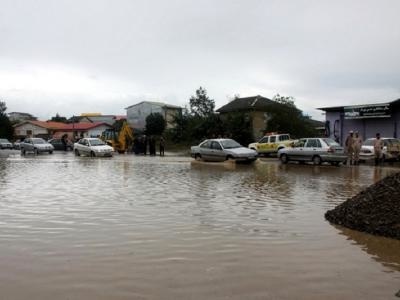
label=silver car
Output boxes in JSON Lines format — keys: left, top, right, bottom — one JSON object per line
{"left": 360, "top": 138, "right": 400, "bottom": 161}
{"left": 74, "top": 138, "right": 114, "bottom": 157}
{"left": 191, "top": 139, "right": 258, "bottom": 163}
{"left": 0, "top": 138, "right": 13, "bottom": 149}
{"left": 20, "top": 138, "right": 54, "bottom": 155}
{"left": 278, "top": 138, "right": 347, "bottom": 165}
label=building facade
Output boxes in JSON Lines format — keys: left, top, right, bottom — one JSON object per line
{"left": 216, "top": 95, "right": 275, "bottom": 139}
{"left": 13, "top": 121, "right": 112, "bottom": 140}
{"left": 125, "top": 101, "right": 182, "bottom": 130}
{"left": 319, "top": 99, "right": 400, "bottom": 145}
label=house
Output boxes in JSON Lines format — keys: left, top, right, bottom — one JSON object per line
{"left": 53, "top": 122, "right": 113, "bottom": 140}
{"left": 216, "top": 95, "right": 277, "bottom": 139}
{"left": 13, "top": 120, "right": 112, "bottom": 140}
{"left": 318, "top": 98, "right": 400, "bottom": 145}
{"left": 13, "top": 121, "right": 67, "bottom": 139}
{"left": 125, "top": 101, "right": 182, "bottom": 130}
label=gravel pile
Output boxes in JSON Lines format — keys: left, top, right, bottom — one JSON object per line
{"left": 325, "top": 172, "right": 400, "bottom": 240}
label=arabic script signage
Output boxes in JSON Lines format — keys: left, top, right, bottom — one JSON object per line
{"left": 344, "top": 104, "right": 391, "bottom": 119}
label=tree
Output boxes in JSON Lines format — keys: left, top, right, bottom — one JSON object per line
{"left": 221, "top": 112, "right": 253, "bottom": 146}
{"left": 265, "top": 94, "right": 318, "bottom": 138}
{"left": 0, "top": 101, "right": 14, "bottom": 139}
{"left": 145, "top": 113, "right": 166, "bottom": 136}
{"left": 49, "top": 113, "right": 67, "bottom": 123}
{"left": 189, "top": 87, "right": 215, "bottom": 117}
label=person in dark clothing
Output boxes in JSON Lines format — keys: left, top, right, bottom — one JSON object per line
{"left": 61, "top": 134, "right": 68, "bottom": 151}
{"left": 143, "top": 135, "right": 147, "bottom": 155}
{"left": 149, "top": 136, "right": 156, "bottom": 156}
{"left": 159, "top": 136, "right": 165, "bottom": 156}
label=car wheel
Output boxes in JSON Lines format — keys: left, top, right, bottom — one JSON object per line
{"left": 195, "top": 153, "right": 202, "bottom": 161}
{"left": 49, "top": 150, "right": 53, "bottom": 154}
{"left": 34, "top": 148, "right": 39, "bottom": 155}
{"left": 21, "top": 149, "right": 25, "bottom": 155}
{"left": 280, "top": 154, "right": 289, "bottom": 164}
{"left": 90, "top": 151, "right": 96, "bottom": 157}
{"left": 226, "top": 155, "right": 235, "bottom": 161}
{"left": 74, "top": 149, "right": 80, "bottom": 156}
{"left": 312, "top": 155, "right": 322, "bottom": 165}
{"left": 331, "top": 161, "right": 340, "bottom": 166}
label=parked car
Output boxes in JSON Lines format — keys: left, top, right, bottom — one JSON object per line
{"left": 74, "top": 138, "right": 114, "bottom": 157}
{"left": 248, "top": 133, "right": 297, "bottom": 156}
{"left": 191, "top": 138, "right": 258, "bottom": 163}
{"left": 360, "top": 138, "right": 400, "bottom": 161}
{"left": 0, "top": 138, "right": 13, "bottom": 149}
{"left": 48, "top": 138, "right": 73, "bottom": 151}
{"left": 20, "top": 138, "right": 54, "bottom": 155}
{"left": 278, "top": 138, "right": 347, "bottom": 165}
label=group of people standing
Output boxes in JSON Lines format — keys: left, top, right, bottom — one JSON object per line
{"left": 132, "top": 135, "right": 165, "bottom": 156}
{"left": 345, "top": 131, "right": 383, "bottom": 166}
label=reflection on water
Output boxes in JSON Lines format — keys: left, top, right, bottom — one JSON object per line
{"left": 336, "top": 225, "right": 400, "bottom": 272}
{"left": 0, "top": 153, "right": 399, "bottom": 300}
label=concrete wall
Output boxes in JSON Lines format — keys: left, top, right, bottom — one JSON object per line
{"left": 14, "top": 123, "right": 48, "bottom": 137}
{"left": 251, "top": 111, "right": 267, "bottom": 140}
{"left": 126, "top": 102, "right": 163, "bottom": 129}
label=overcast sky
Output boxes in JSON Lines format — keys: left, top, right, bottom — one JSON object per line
{"left": 1, "top": 0, "right": 400, "bottom": 120}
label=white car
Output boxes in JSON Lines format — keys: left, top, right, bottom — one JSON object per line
{"left": 74, "top": 138, "right": 114, "bottom": 157}
{"left": 191, "top": 138, "right": 258, "bottom": 163}
{"left": 20, "top": 138, "right": 54, "bottom": 155}
{"left": 278, "top": 137, "right": 347, "bottom": 165}
{"left": 360, "top": 138, "right": 400, "bottom": 161}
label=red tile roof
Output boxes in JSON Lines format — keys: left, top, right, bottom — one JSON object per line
{"left": 15, "top": 120, "right": 112, "bottom": 131}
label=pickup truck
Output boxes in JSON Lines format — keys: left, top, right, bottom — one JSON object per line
{"left": 248, "top": 133, "right": 297, "bottom": 156}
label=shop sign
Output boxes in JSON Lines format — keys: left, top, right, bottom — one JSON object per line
{"left": 344, "top": 104, "right": 391, "bottom": 119}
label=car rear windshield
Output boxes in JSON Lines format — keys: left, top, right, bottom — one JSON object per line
{"left": 0, "top": 139, "right": 9, "bottom": 143}
{"left": 221, "top": 139, "right": 241, "bottom": 149}
{"left": 322, "top": 138, "right": 340, "bottom": 146}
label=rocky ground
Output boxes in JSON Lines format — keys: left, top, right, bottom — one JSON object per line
{"left": 325, "top": 172, "right": 400, "bottom": 240}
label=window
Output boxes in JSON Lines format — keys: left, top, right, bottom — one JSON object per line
{"left": 211, "top": 141, "right": 222, "bottom": 150}
{"left": 259, "top": 137, "right": 269, "bottom": 143}
{"left": 270, "top": 136, "right": 276, "bottom": 143}
{"left": 305, "top": 139, "right": 320, "bottom": 148}
{"left": 200, "top": 141, "right": 211, "bottom": 148}
{"left": 279, "top": 135, "right": 290, "bottom": 141}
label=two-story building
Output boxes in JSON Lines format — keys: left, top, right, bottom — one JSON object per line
{"left": 216, "top": 95, "right": 276, "bottom": 139}
{"left": 125, "top": 101, "right": 182, "bottom": 130}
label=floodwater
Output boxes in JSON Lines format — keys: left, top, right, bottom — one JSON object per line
{"left": 0, "top": 152, "right": 399, "bottom": 300}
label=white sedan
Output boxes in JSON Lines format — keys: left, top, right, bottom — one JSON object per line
{"left": 191, "top": 138, "right": 258, "bottom": 163}
{"left": 74, "top": 138, "right": 114, "bottom": 157}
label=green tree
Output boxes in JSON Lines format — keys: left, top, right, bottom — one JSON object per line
{"left": 145, "top": 113, "right": 166, "bottom": 136}
{"left": 221, "top": 112, "right": 253, "bottom": 146}
{"left": 49, "top": 113, "right": 67, "bottom": 123}
{"left": 189, "top": 87, "right": 215, "bottom": 117}
{"left": 266, "top": 94, "right": 318, "bottom": 138}
{"left": 0, "top": 101, "right": 14, "bottom": 139}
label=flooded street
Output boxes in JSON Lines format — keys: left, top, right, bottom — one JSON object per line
{"left": 0, "top": 152, "right": 399, "bottom": 300}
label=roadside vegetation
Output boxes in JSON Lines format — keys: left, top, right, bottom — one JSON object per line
{"left": 165, "top": 87, "right": 318, "bottom": 147}
{"left": 0, "top": 101, "right": 14, "bottom": 140}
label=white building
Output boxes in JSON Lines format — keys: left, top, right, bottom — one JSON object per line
{"left": 125, "top": 101, "right": 182, "bottom": 130}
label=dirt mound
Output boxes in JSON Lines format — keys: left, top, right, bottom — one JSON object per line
{"left": 325, "top": 172, "right": 400, "bottom": 240}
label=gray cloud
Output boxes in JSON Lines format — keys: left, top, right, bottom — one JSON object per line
{"left": 1, "top": 0, "right": 400, "bottom": 120}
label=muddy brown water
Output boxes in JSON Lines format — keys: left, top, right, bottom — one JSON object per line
{"left": 0, "top": 152, "right": 399, "bottom": 300}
